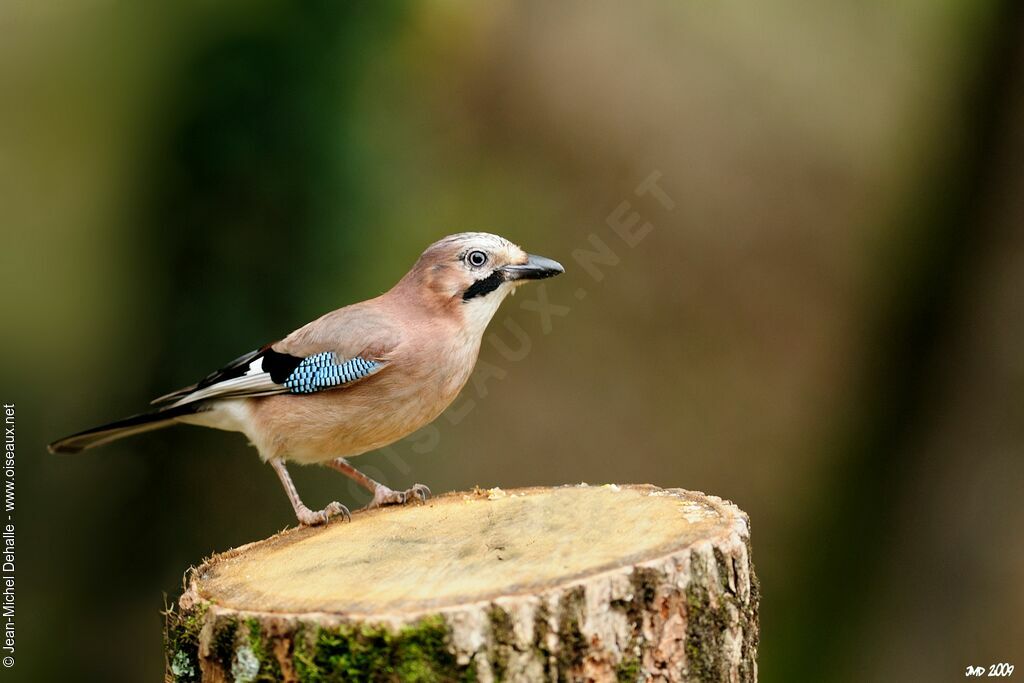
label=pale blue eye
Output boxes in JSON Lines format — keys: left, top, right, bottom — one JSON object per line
{"left": 467, "top": 250, "right": 488, "bottom": 267}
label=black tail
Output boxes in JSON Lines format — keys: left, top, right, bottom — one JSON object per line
{"left": 48, "top": 404, "right": 200, "bottom": 454}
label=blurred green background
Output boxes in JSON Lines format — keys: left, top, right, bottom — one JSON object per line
{"left": 2, "top": 1, "right": 1023, "bottom": 681}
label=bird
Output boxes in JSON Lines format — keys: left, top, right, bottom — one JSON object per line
{"left": 49, "top": 232, "right": 564, "bottom": 525}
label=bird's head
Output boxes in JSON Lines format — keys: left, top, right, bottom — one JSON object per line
{"left": 400, "top": 232, "right": 564, "bottom": 333}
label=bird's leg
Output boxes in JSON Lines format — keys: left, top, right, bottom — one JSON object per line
{"left": 326, "top": 457, "right": 431, "bottom": 510}
{"left": 270, "top": 458, "right": 350, "bottom": 526}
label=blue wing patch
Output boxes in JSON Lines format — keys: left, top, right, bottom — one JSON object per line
{"left": 283, "top": 353, "right": 380, "bottom": 394}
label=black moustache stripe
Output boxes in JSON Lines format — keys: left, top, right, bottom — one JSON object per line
{"left": 462, "top": 271, "right": 505, "bottom": 301}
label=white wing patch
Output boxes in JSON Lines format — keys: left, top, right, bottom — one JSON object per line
{"left": 169, "top": 371, "right": 283, "bottom": 407}
{"left": 167, "top": 352, "right": 382, "bottom": 407}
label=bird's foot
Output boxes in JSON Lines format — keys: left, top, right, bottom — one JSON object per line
{"left": 365, "top": 483, "right": 431, "bottom": 510}
{"left": 295, "top": 501, "right": 351, "bottom": 526}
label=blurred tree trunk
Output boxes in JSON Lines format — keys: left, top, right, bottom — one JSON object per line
{"left": 770, "top": 3, "right": 1024, "bottom": 680}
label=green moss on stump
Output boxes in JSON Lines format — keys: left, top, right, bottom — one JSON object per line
{"left": 165, "top": 602, "right": 208, "bottom": 683}
{"left": 615, "top": 655, "right": 642, "bottom": 683}
{"left": 243, "top": 618, "right": 284, "bottom": 682}
{"left": 210, "top": 617, "right": 239, "bottom": 674}
{"left": 167, "top": 609, "right": 477, "bottom": 682}
{"left": 684, "top": 550, "right": 759, "bottom": 683}
{"left": 487, "top": 606, "right": 514, "bottom": 681}
{"left": 292, "top": 615, "right": 475, "bottom": 683}
{"left": 556, "top": 586, "right": 587, "bottom": 677}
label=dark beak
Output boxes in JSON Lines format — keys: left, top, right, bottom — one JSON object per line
{"left": 502, "top": 253, "right": 565, "bottom": 281}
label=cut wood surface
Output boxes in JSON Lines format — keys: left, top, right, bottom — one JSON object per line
{"left": 166, "top": 485, "right": 759, "bottom": 682}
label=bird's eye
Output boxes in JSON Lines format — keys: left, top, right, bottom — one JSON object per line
{"left": 466, "top": 250, "right": 488, "bottom": 267}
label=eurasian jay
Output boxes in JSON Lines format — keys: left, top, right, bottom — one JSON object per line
{"left": 49, "top": 233, "right": 564, "bottom": 525}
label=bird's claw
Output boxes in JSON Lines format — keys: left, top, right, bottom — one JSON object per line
{"left": 365, "top": 483, "right": 431, "bottom": 510}
{"left": 296, "top": 501, "right": 351, "bottom": 526}
{"left": 406, "top": 483, "right": 431, "bottom": 503}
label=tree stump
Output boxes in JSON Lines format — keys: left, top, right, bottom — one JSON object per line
{"left": 165, "top": 485, "right": 758, "bottom": 682}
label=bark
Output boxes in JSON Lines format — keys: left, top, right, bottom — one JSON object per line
{"left": 165, "top": 485, "right": 758, "bottom": 682}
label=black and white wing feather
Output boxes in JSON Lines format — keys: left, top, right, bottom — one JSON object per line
{"left": 49, "top": 346, "right": 385, "bottom": 454}
{"left": 151, "top": 346, "right": 384, "bottom": 408}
